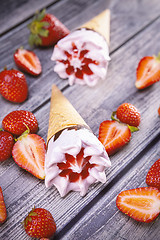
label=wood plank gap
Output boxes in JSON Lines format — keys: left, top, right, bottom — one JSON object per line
{"left": 110, "top": 14, "right": 160, "bottom": 55}
{"left": 54, "top": 132, "right": 160, "bottom": 239}
{"left": 0, "top": 0, "right": 63, "bottom": 37}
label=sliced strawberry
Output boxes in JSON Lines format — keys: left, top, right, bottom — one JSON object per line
{"left": 0, "top": 187, "right": 7, "bottom": 224}
{"left": 116, "top": 187, "right": 160, "bottom": 222}
{"left": 146, "top": 158, "right": 160, "bottom": 189}
{"left": 2, "top": 110, "right": 38, "bottom": 136}
{"left": 98, "top": 120, "right": 131, "bottom": 155}
{"left": 136, "top": 54, "right": 160, "bottom": 89}
{"left": 116, "top": 103, "right": 141, "bottom": 127}
{"left": 14, "top": 48, "right": 42, "bottom": 76}
{"left": 0, "top": 69, "right": 28, "bottom": 103}
{"left": 12, "top": 133, "right": 46, "bottom": 179}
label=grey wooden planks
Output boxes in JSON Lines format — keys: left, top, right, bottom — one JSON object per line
{"left": 0, "top": 0, "right": 160, "bottom": 239}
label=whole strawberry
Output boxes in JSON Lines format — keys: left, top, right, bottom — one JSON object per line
{"left": 146, "top": 158, "right": 160, "bottom": 189}
{"left": 0, "top": 69, "right": 28, "bottom": 103}
{"left": 2, "top": 110, "right": 38, "bottom": 136}
{"left": 0, "top": 130, "right": 14, "bottom": 162}
{"left": 28, "top": 9, "right": 70, "bottom": 47}
{"left": 24, "top": 207, "right": 56, "bottom": 238}
{"left": 116, "top": 103, "right": 141, "bottom": 127}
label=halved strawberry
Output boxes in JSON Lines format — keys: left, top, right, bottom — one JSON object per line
{"left": 116, "top": 103, "right": 141, "bottom": 127}
{"left": 12, "top": 132, "right": 46, "bottom": 179}
{"left": 0, "top": 187, "right": 7, "bottom": 224}
{"left": 146, "top": 158, "right": 160, "bottom": 189}
{"left": 14, "top": 48, "right": 42, "bottom": 76}
{"left": 136, "top": 54, "right": 160, "bottom": 89}
{"left": 98, "top": 120, "right": 131, "bottom": 156}
{"left": 2, "top": 110, "right": 38, "bottom": 136}
{"left": 116, "top": 187, "right": 160, "bottom": 223}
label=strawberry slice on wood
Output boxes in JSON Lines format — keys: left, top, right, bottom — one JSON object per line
{"left": 146, "top": 158, "right": 160, "bottom": 189}
{"left": 136, "top": 53, "right": 160, "bottom": 89}
{"left": 116, "top": 187, "right": 160, "bottom": 223}
{"left": 12, "top": 132, "right": 46, "bottom": 179}
{"left": 0, "top": 187, "right": 7, "bottom": 224}
{"left": 98, "top": 120, "right": 131, "bottom": 156}
{"left": 14, "top": 48, "right": 42, "bottom": 76}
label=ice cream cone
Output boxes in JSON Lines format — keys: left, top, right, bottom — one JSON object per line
{"left": 80, "top": 9, "right": 110, "bottom": 45}
{"left": 47, "top": 85, "right": 89, "bottom": 143}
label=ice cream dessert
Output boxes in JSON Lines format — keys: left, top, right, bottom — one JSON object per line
{"left": 45, "top": 85, "right": 111, "bottom": 197}
{"left": 51, "top": 10, "right": 110, "bottom": 87}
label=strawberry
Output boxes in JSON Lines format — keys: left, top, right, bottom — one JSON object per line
{"left": 14, "top": 48, "right": 42, "bottom": 76}
{"left": 12, "top": 132, "right": 46, "bottom": 179}
{"left": 98, "top": 120, "right": 131, "bottom": 156}
{"left": 116, "top": 187, "right": 160, "bottom": 222}
{"left": 158, "top": 106, "right": 160, "bottom": 116}
{"left": 24, "top": 207, "right": 56, "bottom": 238}
{"left": 0, "top": 187, "right": 7, "bottom": 224}
{"left": 116, "top": 103, "right": 141, "bottom": 127}
{"left": 0, "top": 69, "right": 28, "bottom": 103}
{"left": 136, "top": 53, "right": 160, "bottom": 89}
{"left": 28, "top": 9, "right": 70, "bottom": 47}
{"left": 2, "top": 110, "right": 38, "bottom": 136}
{"left": 0, "top": 130, "right": 14, "bottom": 162}
{"left": 146, "top": 158, "right": 160, "bottom": 189}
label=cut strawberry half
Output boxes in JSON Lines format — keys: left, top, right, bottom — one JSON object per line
{"left": 0, "top": 187, "right": 7, "bottom": 224}
{"left": 14, "top": 48, "right": 42, "bottom": 76}
{"left": 146, "top": 158, "right": 160, "bottom": 190}
{"left": 136, "top": 54, "right": 160, "bottom": 89}
{"left": 12, "top": 133, "right": 46, "bottom": 179}
{"left": 116, "top": 187, "right": 160, "bottom": 223}
{"left": 98, "top": 120, "right": 131, "bottom": 155}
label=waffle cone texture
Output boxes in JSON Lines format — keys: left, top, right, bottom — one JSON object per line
{"left": 47, "top": 85, "right": 89, "bottom": 143}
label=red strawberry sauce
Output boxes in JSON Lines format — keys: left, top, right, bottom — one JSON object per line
{"left": 57, "top": 148, "right": 96, "bottom": 182}
{"left": 59, "top": 42, "right": 99, "bottom": 79}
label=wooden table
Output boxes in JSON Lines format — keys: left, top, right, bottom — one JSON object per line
{"left": 0, "top": 0, "right": 160, "bottom": 239}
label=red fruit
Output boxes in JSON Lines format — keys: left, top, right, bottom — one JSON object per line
{"left": 116, "top": 187, "right": 160, "bottom": 223}
{"left": 116, "top": 103, "right": 141, "bottom": 127}
{"left": 0, "top": 130, "right": 14, "bottom": 162}
{"left": 2, "top": 110, "right": 38, "bottom": 136}
{"left": 12, "top": 133, "right": 46, "bottom": 179}
{"left": 146, "top": 158, "right": 160, "bottom": 189}
{"left": 14, "top": 48, "right": 42, "bottom": 76}
{"left": 0, "top": 69, "right": 28, "bottom": 103}
{"left": 28, "top": 9, "right": 70, "bottom": 47}
{"left": 0, "top": 187, "right": 7, "bottom": 224}
{"left": 136, "top": 54, "right": 160, "bottom": 89}
{"left": 158, "top": 106, "right": 160, "bottom": 116}
{"left": 24, "top": 207, "right": 56, "bottom": 238}
{"left": 98, "top": 120, "right": 131, "bottom": 156}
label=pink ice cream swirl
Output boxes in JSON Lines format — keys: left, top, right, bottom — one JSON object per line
{"left": 51, "top": 28, "right": 110, "bottom": 87}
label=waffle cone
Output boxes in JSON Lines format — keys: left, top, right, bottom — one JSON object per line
{"left": 81, "top": 9, "right": 110, "bottom": 45}
{"left": 47, "top": 85, "right": 89, "bottom": 143}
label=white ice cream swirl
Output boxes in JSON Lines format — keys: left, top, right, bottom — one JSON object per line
{"left": 51, "top": 28, "right": 110, "bottom": 87}
{"left": 45, "top": 127, "right": 111, "bottom": 197}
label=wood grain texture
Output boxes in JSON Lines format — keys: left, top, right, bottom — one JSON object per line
{"left": 61, "top": 140, "right": 160, "bottom": 240}
{"left": 1, "top": 12, "right": 160, "bottom": 240}
{"left": 0, "top": 0, "right": 57, "bottom": 35}
{"left": 1, "top": 0, "right": 160, "bottom": 121}
{"left": 0, "top": 0, "right": 160, "bottom": 239}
